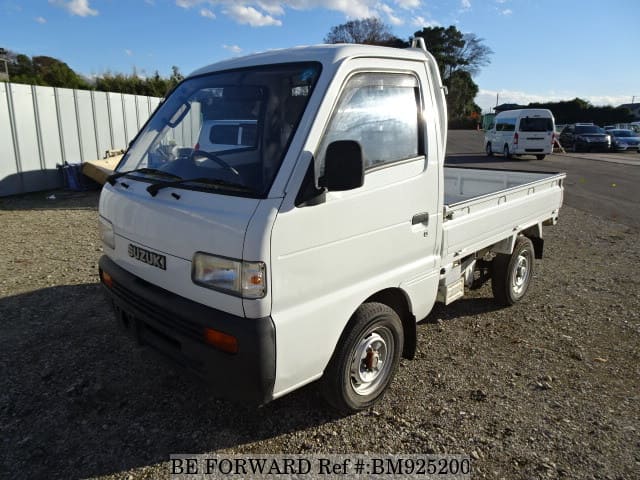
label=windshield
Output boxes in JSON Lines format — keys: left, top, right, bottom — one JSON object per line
{"left": 575, "top": 125, "right": 604, "bottom": 134}
{"left": 611, "top": 130, "right": 634, "bottom": 137}
{"left": 117, "top": 62, "right": 321, "bottom": 197}
{"left": 519, "top": 117, "right": 553, "bottom": 132}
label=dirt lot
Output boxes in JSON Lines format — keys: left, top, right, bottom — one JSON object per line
{"left": 1, "top": 189, "right": 639, "bottom": 480}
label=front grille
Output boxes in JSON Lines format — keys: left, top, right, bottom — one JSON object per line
{"left": 525, "top": 148, "right": 543, "bottom": 152}
{"left": 110, "top": 280, "right": 204, "bottom": 343}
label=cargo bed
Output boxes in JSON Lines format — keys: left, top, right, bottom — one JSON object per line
{"left": 442, "top": 166, "right": 566, "bottom": 263}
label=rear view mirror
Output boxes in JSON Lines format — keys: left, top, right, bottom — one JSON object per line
{"left": 167, "top": 102, "right": 191, "bottom": 128}
{"left": 320, "top": 140, "right": 364, "bottom": 192}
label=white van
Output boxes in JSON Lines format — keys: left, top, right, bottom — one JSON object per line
{"left": 196, "top": 119, "right": 258, "bottom": 153}
{"left": 485, "top": 109, "right": 555, "bottom": 160}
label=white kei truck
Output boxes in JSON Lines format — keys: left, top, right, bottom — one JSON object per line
{"left": 98, "top": 41, "right": 566, "bottom": 413}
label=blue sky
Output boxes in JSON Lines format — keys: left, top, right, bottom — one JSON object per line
{"left": 1, "top": 0, "right": 639, "bottom": 113}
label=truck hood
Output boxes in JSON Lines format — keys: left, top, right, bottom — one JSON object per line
{"left": 99, "top": 181, "right": 259, "bottom": 261}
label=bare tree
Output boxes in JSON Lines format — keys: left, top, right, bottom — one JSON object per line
{"left": 456, "top": 33, "right": 493, "bottom": 76}
{"left": 412, "top": 26, "right": 492, "bottom": 79}
{"left": 324, "top": 18, "right": 406, "bottom": 47}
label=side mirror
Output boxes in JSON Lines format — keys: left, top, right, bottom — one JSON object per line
{"left": 320, "top": 140, "right": 364, "bottom": 192}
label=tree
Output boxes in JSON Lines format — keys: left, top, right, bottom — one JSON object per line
{"left": 32, "top": 56, "right": 88, "bottom": 89}
{"left": 412, "top": 26, "right": 465, "bottom": 79}
{"left": 412, "top": 26, "right": 492, "bottom": 80}
{"left": 446, "top": 70, "right": 479, "bottom": 120}
{"left": 527, "top": 98, "right": 634, "bottom": 125}
{"left": 411, "top": 26, "right": 491, "bottom": 125}
{"left": 1, "top": 46, "right": 181, "bottom": 97}
{"left": 168, "top": 65, "right": 184, "bottom": 90}
{"left": 456, "top": 33, "right": 493, "bottom": 76}
{"left": 325, "top": 18, "right": 407, "bottom": 47}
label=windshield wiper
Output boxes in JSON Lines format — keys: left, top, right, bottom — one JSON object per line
{"left": 106, "top": 168, "right": 182, "bottom": 186}
{"left": 146, "top": 177, "right": 252, "bottom": 197}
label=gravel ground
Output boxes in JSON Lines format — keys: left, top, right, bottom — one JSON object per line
{"left": 1, "top": 189, "right": 639, "bottom": 480}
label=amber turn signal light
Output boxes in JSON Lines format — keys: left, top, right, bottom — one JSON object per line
{"left": 204, "top": 328, "right": 238, "bottom": 354}
{"left": 100, "top": 270, "right": 114, "bottom": 289}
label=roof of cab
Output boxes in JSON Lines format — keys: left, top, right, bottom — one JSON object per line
{"left": 188, "top": 44, "right": 429, "bottom": 78}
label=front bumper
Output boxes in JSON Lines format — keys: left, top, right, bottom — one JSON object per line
{"left": 612, "top": 143, "right": 639, "bottom": 151}
{"left": 576, "top": 140, "right": 610, "bottom": 151}
{"left": 98, "top": 255, "right": 276, "bottom": 405}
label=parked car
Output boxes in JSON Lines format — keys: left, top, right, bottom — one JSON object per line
{"left": 558, "top": 123, "right": 611, "bottom": 152}
{"left": 608, "top": 129, "right": 640, "bottom": 151}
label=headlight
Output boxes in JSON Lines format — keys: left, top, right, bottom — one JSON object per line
{"left": 192, "top": 252, "right": 266, "bottom": 299}
{"left": 99, "top": 216, "right": 115, "bottom": 249}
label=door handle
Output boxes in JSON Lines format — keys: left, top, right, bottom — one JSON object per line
{"left": 412, "top": 212, "right": 429, "bottom": 225}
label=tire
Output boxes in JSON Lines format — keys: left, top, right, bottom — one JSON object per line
{"left": 491, "top": 236, "right": 535, "bottom": 306}
{"left": 486, "top": 142, "right": 494, "bottom": 157}
{"left": 321, "top": 302, "right": 403, "bottom": 413}
{"left": 536, "top": 154, "right": 546, "bottom": 160}
{"left": 503, "top": 144, "right": 511, "bottom": 159}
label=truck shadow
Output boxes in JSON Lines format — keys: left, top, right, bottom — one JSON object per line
{"left": 421, "top": 295, "right": 504, "bottom": 324}
{"left": 0, "top": 283, "right": 339, "bottom": 479}
{"left": 0, "top": 188, "right": 100, "bottom": 212}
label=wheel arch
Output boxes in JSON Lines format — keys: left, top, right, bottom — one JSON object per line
{"left": 364, "top": 288, "right": 416, "bottom": 360}
{"left": 520, "top": 223, "right": 544, "bottom": 259}
{"left": 491, "top": 224, "right": 544, "bottom": 259}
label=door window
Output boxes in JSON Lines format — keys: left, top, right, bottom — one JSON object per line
{"left": 317, "top": 73, "right": 421, "bottom": 173}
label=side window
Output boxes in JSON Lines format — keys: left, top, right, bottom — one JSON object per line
{"left": 496, "top": 118, "right": 516, "bottom": 132}
{"left": 317, "top": 72, "right": 421, "bottom": 172}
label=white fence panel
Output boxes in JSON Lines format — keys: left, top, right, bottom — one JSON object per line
{"left": 34, "top": 86, "right": 63, "bottom": 170}
{"left": 108, "top": 92, "right": 126, "bottom": 150}
{"left": 122, "top": 94, "right": 138, "bottom": 144}
{"left": 11, "top": 84, "right": 43, "bottom": 193}
{"left": 76, "top": 89, "right": 99, "bottom": 162}
{"left": 57, "top": 88, "right": 82, "bottom": 166}
{"left": 0, "top": 82, "right": 19, "bottom": 195}
{"left": 92, "top": 91, "right": 112, "bottom": 155}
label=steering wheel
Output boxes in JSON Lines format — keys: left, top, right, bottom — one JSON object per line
{"left": 190, "top": 149, "right": 242, "bottom": 178}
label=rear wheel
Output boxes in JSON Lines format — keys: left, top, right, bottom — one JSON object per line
{"left": 321, "top": 302, "right": 403, "bottom": 413}
{"left": 486, "top": 142, "right": 494, "bottom": 157}
{"left": 503, "top": 144, "right": 511, "bottom": 159}
{"left": 491, "top": 236, "right": 535, "bottom": 306}
{"left": 536, "top": 154, "right": 546, "bottom": 160}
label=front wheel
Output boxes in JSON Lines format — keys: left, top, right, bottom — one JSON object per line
{"left": 486, "top": 142, "right": 494, "bottom": 157}
{"left": 491, "top": 236, "right": 535, "bottom": 306}
{"left": 321, "top": 303, "right": 403, "bottom": 413}
{"left": 536, "top": 154, "right": 546, "bottom": 160}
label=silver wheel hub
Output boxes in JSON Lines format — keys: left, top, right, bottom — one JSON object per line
{"left": 512, "top": 254, "right": 529, "bottom": 295}
{"left": 350, "top": 329, "right": 393, "bottom": 396}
